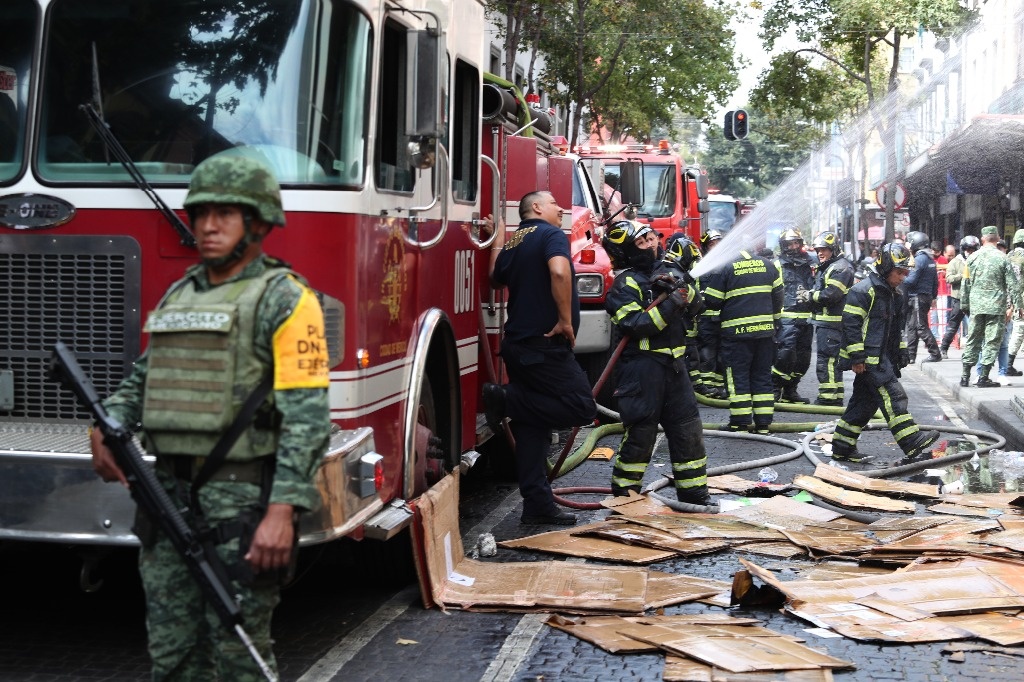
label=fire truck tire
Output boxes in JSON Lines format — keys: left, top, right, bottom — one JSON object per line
{"left": 413, "top": 375, "right": 440, "bottom": 496}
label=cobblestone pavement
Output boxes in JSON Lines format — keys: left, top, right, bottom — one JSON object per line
{"left": 2, "top": 363, "right": 1022, "bottom": 681}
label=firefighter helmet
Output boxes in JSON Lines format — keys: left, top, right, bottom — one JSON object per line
{"left": 184, "top": 154, "right": 286, "bottom": 227}
{"left": 811, "top": 231, "right": 842, "bottom": 258}
{"left": 603, "top": 220, "right": 654, "bottom": 270}
{"left": 663, "top": 233, "right": 701, "bottom": 272}
{"left": 778, "top": 228, "right": 804, "bottom": 255}
{"left": 959, "top": 235, "right": 981, "bottom": 253}
{"left": 905, "top": 230, "right": 929, "bottom": 254}
{"left": 1013, "top": 228, "right": 1024, "bottom": 247}
{"left": 875, "top": 242, "right": 916, "bottom": 277}
{"left": 701, "top": 229, "right": 724, "bottom": 252}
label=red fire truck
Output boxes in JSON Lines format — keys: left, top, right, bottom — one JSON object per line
{"left": 0, "top": 0, "right": 606, "bottom": 558}
{"left": 571, "top": 141, "right": 708, "bottom": 384}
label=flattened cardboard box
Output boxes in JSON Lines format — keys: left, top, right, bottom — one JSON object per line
{"left": 416, "top": 472, "right": 649, "bottom": 613}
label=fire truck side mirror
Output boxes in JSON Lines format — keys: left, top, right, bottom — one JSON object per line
{"left": 406, "top": 29, "right": 442, "bottom": 139}
{"left": 618, "top": 161, "right": 642, "bottom": 206}
{"left": 697, "top": 199, "right": 709, "bottom": 214}
{"left": 693, "top": 171, "right": 710, "bottom": 200}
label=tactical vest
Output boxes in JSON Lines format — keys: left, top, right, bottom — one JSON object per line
{"left": 141, "top": 267, "right": 291, "bottom": 460}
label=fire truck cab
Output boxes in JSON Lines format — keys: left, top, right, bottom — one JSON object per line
{"left": 571, "top": 141, "right": 708, "bottom": 387}
{"left": 0, "top": 0, "right": 601, "bottom": 559}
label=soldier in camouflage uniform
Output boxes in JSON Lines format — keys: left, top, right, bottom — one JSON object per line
{"left": 960, "top": 226, "right": 1021, "bottom": 387}
{"left": 1005, "top": 229, "right": 1024, "bottom": 374}
{"left": 90, "top": 154, "right": 330, "bottom": 681}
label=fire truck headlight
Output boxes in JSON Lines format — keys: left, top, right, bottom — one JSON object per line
{"left": 575, "top": 274, "right": 604, "bottom": 298}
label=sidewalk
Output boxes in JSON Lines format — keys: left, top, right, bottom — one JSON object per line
{"left": 915, "top": 346, "right": 1024, "bottom": 451}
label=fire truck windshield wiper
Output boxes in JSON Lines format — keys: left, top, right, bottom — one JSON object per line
{"left": 79, "top": 102, "right": 197, "bottom": 249}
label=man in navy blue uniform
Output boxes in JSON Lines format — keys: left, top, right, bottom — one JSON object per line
{"left": 903, "top": 231, "right": 942, "bottom": 363}
{"left": 483, "top": 191, "right": 597, "bottom": 525}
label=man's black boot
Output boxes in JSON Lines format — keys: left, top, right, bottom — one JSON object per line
{"left": 960, "top": 365, "right": 972, "bottom": 387}
{"left": 1007, "top": 354, "right": 1022, "bottom": 376}
{"left": 940, "top": 346, "right": 948, "bottom": 359}
{"left": 780, "top": 383, "right": 807, "bottom": 404}
{"left": 976, "top": 365, "right": 1000, "bottom": 388}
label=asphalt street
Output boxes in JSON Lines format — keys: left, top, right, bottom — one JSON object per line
{"left": 2, "top": 351, "right": 1023, "bottom": 681}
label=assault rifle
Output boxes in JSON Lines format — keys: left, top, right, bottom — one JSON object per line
{"left": 48, "top": 342, "right": 276, "bottom": 682}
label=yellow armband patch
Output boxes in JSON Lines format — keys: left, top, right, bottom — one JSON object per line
{"left": 273, "top": 286, "right": 330, "bottom": 389}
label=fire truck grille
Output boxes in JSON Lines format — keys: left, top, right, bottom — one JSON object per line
{"left": 0, "top": 235, "right": 141, "bottom": 422}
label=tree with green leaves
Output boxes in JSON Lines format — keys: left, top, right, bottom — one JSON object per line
{"left": 754, "top": 0, "right": 975, "bottom": 239}
{"left": 526, "top": 0, "right": 738, "bottom": 148}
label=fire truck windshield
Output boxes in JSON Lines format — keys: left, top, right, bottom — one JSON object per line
{"left": 0, "top": 0, "right": 34, "bottom": 183}
{"left": 36, "top": 0, "right": 370, "bottom": 186}
{"left": 708, "top": 197, "right": 738, "bottom": 232}
{"left": 604, "top": 162, "right": 675, "bottom": 218}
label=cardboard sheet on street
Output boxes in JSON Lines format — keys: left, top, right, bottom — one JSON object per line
{"left": 928, "top": 502, "right": 1006, "bottom": 518}
{"left": 417, "top": 473, "right": 651, "bottom": 613}
{"left": 811, "top": 464, "right": 939, "bottom": 499}
{"left": 793, "top": 475, "right": 917, "bottom": 513}
{"left": 865, "top": 518, "right": 1002, "bottom": 556}
{"left": 721, "top": 493, "right": 843, "bottom": 525}
{"left": 630, "top": 623, "right": 854, "bottom": 673}
{"left": 980, "top": 529, "right": 1024, "bottom": 553}
{"left": 645, "top": 570, "right": 733, "bottom": 609}
{"left": 777, "top": 527, "right": 880, "bottom": 557}
{"left": 545, "top": 614, "right": 760, "bottom": 654}
{"left": 707, "top": 474, "right": 793, "bottom": 496}
{"left": 499, "top": 522, "right": 678, "bottom": 564}
{"left": 628, "top": 514, "right": 786, "bottom": 543}
{"left": 739, "top": 557, "right": 1024, "bottom": 616}
{"left": 578, "top": 519, "right": 730, "bottom": 556}
{"left": 600, "top": 490, "right": 676, "bottom": 516}
{"left": 663, "top": 656, "right": 836, "bottom": 682}
{"left": 734, "top": 541, "right": 807, "bottom": 559}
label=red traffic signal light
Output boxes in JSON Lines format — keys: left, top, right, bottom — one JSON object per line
{"left": 733, "top": 109, "right": 748, "bottom": 139}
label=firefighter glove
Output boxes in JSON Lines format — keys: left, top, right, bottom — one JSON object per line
{"left": 796, "top": 288, "right": 812, "bottom": 305}
{"left": 898, "top": 348, "right": 911, "bottom": 368}
{"left": 652, "top": 273, "right": 681, "bottom": 295}
{"left": 668, "top": 286, "right": 689, "bottom": 309}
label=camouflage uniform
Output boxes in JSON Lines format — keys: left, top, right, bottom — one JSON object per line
{"left": 961, "top": 237, "right": 1020, "bottom": 380}
{"left": 1006, "top": 230, "right": 1024, "bottom": 369}
{"left": 102, "top": 156, "right": 330, "bottom": 681}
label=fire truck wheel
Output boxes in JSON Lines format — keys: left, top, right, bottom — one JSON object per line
{"left": 413, "top": 375, "right": 448, "bottom": 495}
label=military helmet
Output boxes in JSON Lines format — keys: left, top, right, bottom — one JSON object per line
{"left": 603, "top": 220, "right": 654, "bottom": 269}
{"left": 1013, "top": 228, "right": 1024, "bottom": 247}
{"left": 905, "top": 230, "right": 929, "bottom": 254}
{"left": 663, "top": 233, "right": 701, "bottom": 272}
{"left": 700, "top": 229, "right": 724, "bottom": 252}
{"left": 959, "top": 235, "right": 981, "bottom": 253}
{"left": 184, "top": 155, "right": 286, "bottom": 227}
{"left": 875, "top": 242, "right": 916, "bottom": 277}
{"left": 778, "top": 228, "right": 803, "bottom": 254}
{"left": 811, "top": 231, "right": 842, "bottom": 257}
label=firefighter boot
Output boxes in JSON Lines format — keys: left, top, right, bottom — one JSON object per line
{"left": 1007, "top": 354, "right": 1023, "bottom": 377}
{"left": 960, "top": 365, "right": 972, "bottom": 388}
{"left": 940, "top": 345, "right": 949, "bottom": 359}
{"left": 976, "top": 365, "right": 1000, "bottom": 388}
{"left": 780, "top": 383, "right": 807, "bottom": 404}
{"left": 901, "top": 430, "right": 940, "bottom": 462}
{"left": 673, "top": 418, "right": 710, "bottom": 506}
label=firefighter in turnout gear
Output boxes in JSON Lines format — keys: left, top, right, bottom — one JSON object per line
{"left": 960, "top": 226, "right": 1021, "bottom": 387}
{"left": 833, "top": 243, "right": 939, "bottom": 463}
{"left": 695, "top": 230, "right": 726, "bottom": 399}
{"left": 604, "top": 221, "right": 710, "bottom": 505}
{"left": 89, "top": 154, "right": 331, "bottom": 680}
{"left": 903, "top": 231, "right": 943, "bottom": 363}
{"left": 803, "top": 231, "right": 855, "bottom": 406}
{"left": 701, "top": 246, "right": 784, "bottom": 433}
{"left": 770, "top": 229, "right": 815, "bottom": 403}
{"left": 664, "top": 233, "right": 705, "bottom": 392}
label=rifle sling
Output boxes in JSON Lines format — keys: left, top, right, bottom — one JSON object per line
{"left": 190, "top": 376, "right": 274, "bottom": 509}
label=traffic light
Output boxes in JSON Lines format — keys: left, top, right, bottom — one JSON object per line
{"left": 733, "top": 109, "right": 748, "bottom": 139}
{"left": 724, "top": 111, "right": 736, "bottom": 141}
